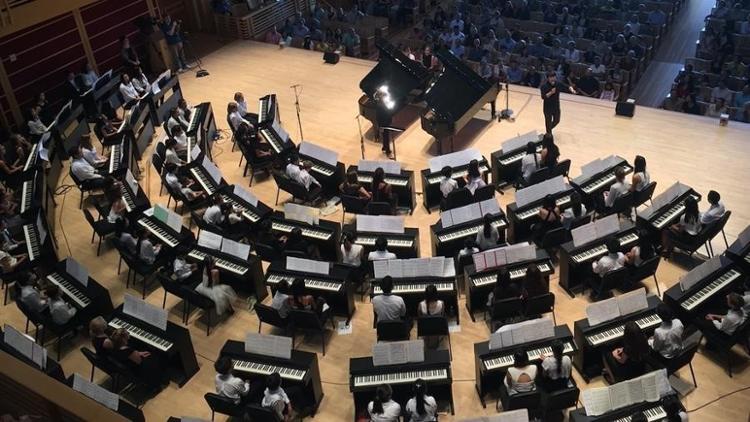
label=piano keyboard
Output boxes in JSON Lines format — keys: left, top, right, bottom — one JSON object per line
{"left": 357, "top": 174, "right": 409, "bottom": 187}
{"left": 614, "top": 405, "right": 666, "bottom": 422}
{"left": 373, "top": 282, "right": 454, "bottom": 295}
{"left": 24, "top": 144, "right": 38, "bottom": 171}
{"left": 259, "top": 98, "right": 273, "bottom": 123}
{"left": 120, "top": 185, "right": 135, "bottom": 212}
{"left": 232, "top": 359, "right": 307, "bottom": 381}
{"left": 271, "top": 221, "right": 332, "bottom": 240}
{"left": 137, "top": 218, "right": 179, "bottom": 247}
{"left": 483, "top": 341, "right": 574, "bottom": 371}
{"left": 745, "top": 254, "right": 750, "bottom": 264}
{"left": 108, "top": 317, "right": 173, "bottom": 352}
{"left": 23, "top": 224, "right": 40, "bottom": 261}
{"left": 571, "top": 232, "right": 639, "bottom": 264}
{"left": 353, "top": 368, "right": 448, "bottom": 387}
{"left": 516, "top": 195, "right": 572, "bottom": 220}
{"left": 46, "top": 273, "right": 90, "bottom": 308}
{"left": 190, "top": 167, "right": 216, "bottom": 195}
{"left": 437, "top": 220, "right": 506, "bottom": 243}
{"left": 220, "top": 195, "right": 260, "bottom": 222}
{"left": 680, "top": 269, "right": 742, "bottom": 311}
{"left": 267, "top": 273, "right": 342, "bottom": 292}
{"left": 498, "top": 146, "right": 542, "bottom": 166}
{"left": 188, "top": 249, "right": 248, "bottom": 275}
{"left": 259, "top": 128, "right": 284, "bottom": 153}
{"left": 310, "top": 164, "right": 334, "bottom": 177}
{"left": 426, "top": 164, "right": 490, "bottom": 185}
{"left": 20, "top": 180, "right": 33, "bottom": 213}
{"left": 472, "top": 263, "right": 551, "bottom": 287}
{"left": 652, "top": 195, "right": 700, "bottom": 229}
{"left": 586, "top": 313, "right": 661, "bottom": 346}
{"left": 581, "top": 167, "right": 630, "bottom": 194}
{"left": 109, "top": 143, "right": 122, "bottom": 173}
{"left": 356, "top": 236, "right": 413, "bottom": 248}
{"left": 187, "top": 109, "right": 200, "bottom": 133}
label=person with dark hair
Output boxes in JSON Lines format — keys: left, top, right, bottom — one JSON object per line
{"left": 214, "top": 356, "right": 251, "bottom": 404}
{"left": 340, "top": 171, "right": 371, "bottom": 200}
{"left": 281, "top": 227, "right": 315, "bottom": 257}
{"left": 520, "top": 141, "right": 541, "bottom": 183}
{"left": 650, "top": 304, "right": 684, "bottom": 359}
{"left": 164, "top": 162, "right": 206, "bottom": 202}
{"left": 195, "top": 256, "right": 237, "bottom": 316}
{"left": 172, "top": 253, "right": 198, "bottom": 283}
{"left": 604, "top": 321, "right": 649, "bottom": 382}
{"left": 368, "top": 236, "right": 396, "bottom": 261}
{"left": 603, "top": 166, "right": 629, "bottom": 208}
{"left": 561, "top": 191, "right": 587, "bottom": 229}
{"left": 459, "top": 238, "right": 479, "bottom": 257}
{"left": 700, "top": 190, "right": 725, "bottom": 225}
{"left": 534, "top": 194, "right": 562, "bottom": 241}
{"left": 625, "top": 229, "right": 655, "bottom": 267}
{"left": 629, "top": 155, "right": 650, "bottom": 192}
{"left": 110, "top": 327, "right": 165, "bottom": 389}
{"left": 540, "top": 71, "right": 576, "bottom": 134}
{"left": 340, "top": 231, "right": 364, "bottom": 267}
{"left": 228, "top": 102, "right": 253, "bottom": 132}
{"left": 79, "top": 134, "right": 108, "bottom": 168}
{"left": 439, "top": 166, "right": 458, "bottom": 198}
{"left": 662, "top": 196, "right": 700, "bottom": 257}
{"left": 464, "top": 159, "right": 486, "bottom": 194}
{"left": 540, "top": 133, "right": 560, "bottom": 169}
{"left": 373, "top": 90, "right": 394, "bottom": 159}
{"left": 592, "top": 238, "right": 625, "bottom": 276}
{"left": 367, "top": 384, "right": 400, "bottom": 421}
{"left": 289, "top": 277, "right": 318, "bottom": 313}
{"left": 45, "top": 285, "right": 77, "bottom": 325}
{"left": 405, "top": 379, "right": 437, "bottom": 421}
{"left": 631, "top": 411, "right": 647, "bottom": 422}
{"left": 372, "top": 276, "right": 406, "bottom": 323}
{"left": 119, "top": 73, "right": 142, "bottom": 105}
{"left": 18, "top": 272, "right": 47, "bottom": 312}
{"left": 706, "top": 293, "right": 746, "bottom": 335}
{"left": 540, "top": 340, "right": 572, "bottom": 390}
{"left": 476, "top": 213, "right": 500, "bottom": 250}
{"left": 487, "top": 269, "right": 523, "bottom": 305}
{"left": 120, "top": 36, "right": 140, "bottom": 67}
{"left": 523, "top": 263, "right": 548, "bottom": 297}
{"left": 137, "top": 229, "right": 162, "bottom": 265}
{"left": 262, "top": 372, "right": 292, "bottom": 421}
{"left": 114, "top": 219, "right": 138, "bottom": 254}
{"left": 70, "top": 145, "right": 107, "bottom": 188}
{"left": 505, "top": 350, "right": 537, "bottom": 393}
{"left": 271, "top": 279, "right": 292, "bottom": 318}
{"left": 418, "top": 284, "right": 444, "bottom": 316}
{"left": 663, "top": 395, "right": 689, "bottom": 421}
{"left": 370, "top": 167, "right": 393, "bottom": 205}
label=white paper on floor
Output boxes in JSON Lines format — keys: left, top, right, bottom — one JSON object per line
{"left": 448, "top": 321, "right": 461, "bottom": 333}
{"left": 336, "top": 320, "right": 353, "bottom": 335}
{"left": 669, "top": 374, "right": 695, "bottom": 396}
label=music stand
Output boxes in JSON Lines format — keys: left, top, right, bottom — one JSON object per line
{"left": 381, "top": 126, "right": 404, "bottom": 161}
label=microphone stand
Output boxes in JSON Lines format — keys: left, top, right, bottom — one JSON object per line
{"left": 499, "top": 81, "right": 514, "bottom": 122}
{"left": 356, "top": 115, "right": 365, "bottom": 159}
{"left": 290, "top": 84, "right": 304, "bottom": 140}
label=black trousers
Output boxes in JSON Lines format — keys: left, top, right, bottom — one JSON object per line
{"left": 380, "top": 127, "right": 391, "bottom": 153}
{"left": 544, "top": 107, "right": 561, "bottom": 134}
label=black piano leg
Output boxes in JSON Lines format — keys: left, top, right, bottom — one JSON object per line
{"left": 450, "top": 136, "right": 454, "bottom": 153}
{"left": 490, "top": 100, "right": 496, "bottom": 118}
{"left": 475, "top": 384, "right": 486, "bottom": 408}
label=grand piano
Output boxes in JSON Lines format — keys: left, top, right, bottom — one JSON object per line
{"left": 358, "top": 38, "right": 431, "bottom": 131}
{"left": 421, "top": 48, "right": 500, "bottom": 154}
{"left": 570, "top": 156, "right": 633, "bottom": 209}
{"left": 506, "top": 176, "right": 574, "bottom": 243}
{"left": 490, "top": 130, "right": 542, "bottom": 190}
{"left": 347, "top": 162, "right": 417, "bottom": 214}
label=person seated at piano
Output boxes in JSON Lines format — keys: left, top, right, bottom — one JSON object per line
{"left": 233, "top": 92, "right": 254, "bottom": 121}
{"left": 368, "top": 236, "right": 397, "bottom": 261}
{"left": 664, "top": 395, "right": 689, "bottom": 422}
{"left": 631, "top": 412, "right": 647, "bottom": 422}
{"left": 45, "top": 285, "right": 77, "bottom": 326}
{"left": 602, "top": 166, "right": 630, "bottom": 210}
{"left": 171, "top": 126, "right": 189, "bottom": 154}
{"left": 464, "top": 159, "right": 486, "bottom": 194}
{"left": 372, "top": 276, "right": 407, "bottom": 323}
{"left": 439, "top": 166, "right": 458, "bottom": 199}
{"left": 27, "top": 105, "right": 48, "bottom": 136}
{"left": 523, "top": 263, "right": 549, "bottom": 298}
{"left": 370, "top": 167, "right": 395, "bottom": 206}
{"left": 340, "top": 171, "right": 371, "bottom": 200}
{"left": 539, "top": 340, "right": 573, "bottom": 390}
{"left": 296, "top": 161, "right": 322, "bottom": 192}
{"left": 504, "top": 351, "right": 538, "bottom": 394}
{"left": 405, "top": 379, "right": 438, "bottom": 422}
{"left": 173, "top": 254, "right": 199, "bottom": 284}
{"left": 176, "top": 98, "right": 192, "bottom": 122}
{"left": 289, "top": 278, "right": 328, "bottom": 319}
{"left": 89, "top": 316, "right": 113, "bottom": 356}
{"left": 0, "top": 248, "right": 28, "bottom": 274}
{"left": 592, "top": 238, "right": 625, "bottom": 277}
{"left": 341, "top": 231, "right": 364, "bottom": 267}
{"left": 214, "top": 356, "right": 260, "bottom": 405}
{"left": 700, "top": 190, "right": 726, "bottom": 226}
{"left": 136, "top": 229, "right": 162, "bottom": 266}
{"left": 625, "top": 230, "right": 655, "bottom": 268}
{"left": 114, "top": 219, "right": 138, "bottom": 255}
{"left": 476, "top": 214, "right": 501, "bottom": 251}
{"left": 95, "top": 115, "right": 119, "bottom": 145}
{"left": 236, "top": 122, "right": 272, "bottom": 161}
{"left": 629, "top": 155, "right": 650, "bottom": 192}
{"left": 368, "top": 384, "right": 401, "bottom": 422}
{"left": 0, "top": 219, "right": 24, "bottom": 253}
{"left": 0, "top": 186, "right": 18, "bottom": 218}
{"left": 603, "top": 321, "right": 649, "bottom": 383}
{"left": 164, "top": 138, "right": 186, "bottom": 166}
{"left": 70, "top": 146, "right": 107, "bottom": 189}
{"left": 118, "top": 73, "right": 142, "bottom": 107}
{"left": 487, "top": 269, "right": 525, "bottom": 307}
{"left": 18, "top": 272, "right": 47, "bottom": 313}
{"left": 0, "top": 144, "right": 23, "bottom": 188}
{"left": 196, "top": 256, "right": 238, "bottom": 316}
{"left": 534, "top": 195, "right": 562, "bottom": 242}
{"left": 520, "top": 141, "right": 541, "bottom": 184}
{"left": 167, "top": 107, "right": 189, "bottom": 135}
{"left": 106, "top": 190, "right": 128, "bottom": 225}
{"left": 79, "top": 135, "right": 108, "bottom": 168}
{"left": 271, "top": 279, "right": 292, "bottom": 318}
{"left": 227, "top": 102, "right": 253, "bottom": 133}
{"left": 561, "top": 192, "right": 587, "bottom": 230}
{"left": 649, "top": 304, "right": 684, "bottom": 359}
{"left": 203, "top": 197, "right": 241, "bottom": 229}
{"left": 705, "top": 293, "right": 746, "bottom": 335}
{"left": 165, "top": 163, "right": 206, "bottom": 204}
{"left": 130, "top": 66, "right": 149, "bottom": 96}
{"left": 262, "top": 372, "right": 294, "bottom": 421}
{"left": 418, "top": 284, "right": 445, "bottom": 317}
{"left": 10, "top": 134, "right": 31, "bottom": 168}
{"left": 540, "top": 133, "right": 560, "bottom": 170}
{"left": 110, "top": 328, "right": 166, "bottom": 389}
{"left": 661, "top": 196, "right": 700, "bottom": 258}
{"left": 459, "top": 238, "right": 479, "bottom": 257}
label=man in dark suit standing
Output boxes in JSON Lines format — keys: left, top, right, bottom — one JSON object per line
{"left": 540, "top": 71, "right": 576, "bottom": 134}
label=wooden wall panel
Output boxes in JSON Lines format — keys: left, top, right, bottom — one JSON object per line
{"left": 82, "top": 0, "right": 150, "bottom": 75}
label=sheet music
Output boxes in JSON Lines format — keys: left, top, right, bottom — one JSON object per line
{"left": 373, "top": 260, "right": 389, "bottom": 278}
{"left": 73, "top": 373, "right": 119, "bottom": 411}
{"left": 300, "top": 141, "right": 339, "bottom": 167}
{"left": 413, "top": 258, "right": 431, "bottom": 277}
{"left": 494, "top": 249, "right": 507, "bottom": 266}
{"left": 609, "top": 381, "right": 633, "bottom": 410}
{"left": 428, "top": 148, "right": 483, "bottom": 173}
{"left": 579, "top": 158, "right": 603, "bottom": 179}
{"left": 3, "top": 324, "right": 33, "bottom": 364}
{"left": 272, "top": 118, "right": 290, "bottom": 141}
{"left": 571, "top": 221, "right": 598, "bottom": 247}
{"left": 429, "top": 257, "right": 444, "bottom": 277}
{"left": 37, "top": 136, "right": 49, "bottom": 161}
{"left": 125, "top": 169, "right": 138, "bottom": 195}
{"left": 221, "top": 238, "right": 250, "bottom": 260}
{"left": 356, "top": 215, "right": 404, "bottom": 234}
{"left": 402, "top": 259, "right": 417, "bottom": 278}
{"left": 479, "top": 199, "right": 500, "bottom": 216}
{"left": 245, "top": 332, "right": 293, "bottom": 359}
{"left": 123, "top": 294, "right": 168, "bottom": 331}
{"left": 514, "top": 176, "right": 567, "bottom": 208}
{"left": 582, "top": 387, "right": 612, "bottom": 416}
{"left": 594, "top": 214, "right": 621, "bottom": 239}
{"left": 518, "top": 317, "right": 555, "bottom": 344}
{"left": 473, "top": 253, "right": 487, "bottom": 272}
{"left": 616, "top": 288, "right": 648, "bottom": 316}
{"left": 201, "top": 156, "right": 222, "bottom": 185}
{"left": 233, "top": 185, "right": 258, "bottom": 207}
{"left": 485, "top": 251, "right": 497, "bottom": 269}
{"left": 36, "top": 213, "right": 47, "bottom": 245}
{"left": 286, "top": 257, "right": 329, "bottom": 275}
{"left": 451, "top": 203, "right": 480, "bottom": 226}
{"left": 586, "top": 297, "right": 621, "bottom": 326}
{"left": 372, "top": 340, "right": 424, "bottom": 366}
{"left": 679, "top": 255, "right": 723, "bottom": 292}
{"left": 165, "top": 207, "right": 183, "bottom": 233}
{"left": 505, "top": 243, "right": 536, "bottom": 264}
{"left": 65, "top": 258, "right": 89, "bottom": 287}
{"left": 489, "top": 330, "right": 505, "bottom": 350}
{"left": 501, "top": 130, "right": 538, "bottom": 153}
{"left": 358, "top": 159, "right": 401, "bottom": 174}
{"left": 440, "top": 210, "right": 453, "bottom": 228}
{"left": 197, "top": 230, "right": 223, "bottom": 250}
{"left": 442, "top": 258, "right": 455, "bottom": 277}
{"left": 153, "top": 204, "right": 169, "bottom": 223}
{"left": 190, "top": 144, "right": 201, "bottom": 160}
{"left": 495, "top": 409, "right": 529, "bottom": 422}
{"left": 284, "top": 203, "right": 318, "bottom": 225}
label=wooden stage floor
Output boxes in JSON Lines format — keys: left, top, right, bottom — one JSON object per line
{"left": 3, "top": 40, "right": 750, "bottom": 421}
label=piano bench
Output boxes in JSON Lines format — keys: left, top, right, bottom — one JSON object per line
{"left": 498, "top": 384, "right": 542, "bottom": 415}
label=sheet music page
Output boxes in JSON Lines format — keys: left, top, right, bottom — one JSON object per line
{"left": 151, "top": 81, "right": 161, "bottom": 95}
{"left": 489, "top": 331, "right": 505, "bottom": 350}
{"left": 272, "top": 118, "right": 290, "bottom": 141}
{"left": 608, "top": 380, "right": 634, "bottom": 410}
{"left": 356, "top": 215, "right": 405, "bottom": 234}
{"left": 245, "top": 332, "right": 293, "bottom": 359}
{"left": 165, "top": 208, "right": 183, "bottom": 233}
{"left": 467, "top": 203, "right": 483, "bottom": 221}
{"left": 233, "top": 185, "right": 259, "bottom": 207}
{"left": 143, "top": 207, "right": 154, "bottom": 217}
{"left": 582, "top": 387, "right": 612, "bottom": 416}
{"left": 201, "top": 156, "right": 223, "bottom": 185}
{"left": 413, "top": 258, "right": 431, "bottom": 277}
{"left": 500, "top": 326, "right": 515, "bottom": 347}
{"left": 496, "top": 409, "right": 530, "bottom": 422}
{"left": 473, "top": 253, "right": 487, "bottom": 272}
{"left": 428, "top": 148, "right": 482, "bottom": 173}
{"left": 513, "top": 184, "right": 534, "bottom": 208}
{"left": 402, "top": 259, "right": 417, "bottom": 278}
{"left": 571, "top": 221, "right": 598, "bottom": 247}
{"left": 525, "top": 318, "right": 555, "bottom": 343}
{"left": 197, "top": 230, "right": 223, "bottom": 250}
{"left": 594, "top": 214, "right": 621, "bottom": 239}
{"left": 125, "top": 169, "right": 139, "bottom": 195}
{"left": 372, "top": 342, "right": 394, "bottom": 366}
{"left": 300, "top": 141, "right": 339, "bottom": 167}
{"left": 494, "top": 249, "right": 508, "bottom": 266}
{"left": 580, "top": 158, "right": 603, "bottom": 178}
{"left": 73, "top": 373, "right": 119, "bottom": 411}
{"left": 429, "top": 257, "right": 444, "bottom": 277}
{"left": 505, "top": 243, "right": 536, "bottom": 264}
{"left": 616, "top": 288, "right": 648, "bottom": 316}
{"left": 389, "top": 342, "right": 409, "bottom": 364}
{"left": 586, "top": 298, "right": 621, "bottom": 326}
{"left": 442, "top": 258, "right": 455, "bottom": 277}
{"left": 679, "top": 255, "right": 722, "bottom": 292}
{"left": 654, "top": 368, "right": 672, "bottom": 398}
{"left": 31, "top": 341, "right": 46, "bottom": 370}
{"left": 3, "top": 324, "right": 33, "bottom": 362}
{"left": 123, "top": 293, "right": 168, "bottom": 331}
{"left": 284, "top": 203, "right": 318, "bottom": 225}
{"left": 36, "top": 213, "right": 47, "bottom": 245}
{"left": 407, "top": 339, "right": 425, "bottom": 362}
{"left": 373, "top": 260, "right": 389, "bottom": 278}
{"left": 502, "top": 130, "right": 538, "bottom": 152}
{"left": 153, "top": 204, "right": 169, "bottom": 223}
{"left": 65, "top": 258, "right": 89, "bottom": 287}
{"left": 641, "top": 372, "right": 660, "bottom": 402}
{"left": 440, "top": 210, "right": 454, "bottom": 228}
{"left": 190, "top": 144, "right": 201, "bottom": 160}
{"left": 358, "top": 160, "right": 402, "bottom": 174}
{"left": 480, "top": 199, "right": 501, "bottom": 216}
{"left": 450, "top": 204, "right": 474, "bottom": 226}
{"left": 221, "top": 238, "right": 250, "bottom": 260}
{"left": 626, "top": 378, "right": 645, "bottom": 405}
{"left": 389, "top": 260, "right": 404, "bottom": 278}
{"left": 286, "top": 257, "right": 329, "bottom": 275}
{"left": 37, "top": 136, "right": 49, "bottom": 161}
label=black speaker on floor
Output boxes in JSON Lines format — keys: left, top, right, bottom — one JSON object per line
{"left": 323, "top": 51, "right": 340, "bottom": 64}
{"left": 615, "top": 98, "right": 636, "bottom": 117}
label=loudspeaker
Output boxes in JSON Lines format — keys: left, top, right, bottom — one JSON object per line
{"left": 615, "top": 98, "right": 636, "bottom": 117}
{"left": 323, "top": 51, "right": 340, "bottom": 64}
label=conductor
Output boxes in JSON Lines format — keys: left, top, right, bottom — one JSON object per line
{"left": 540, "top": 72, "right": 576, "bottom": 134}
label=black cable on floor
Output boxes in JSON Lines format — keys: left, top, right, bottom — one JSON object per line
{"left": 687, "top": 384, "right": 750, "bottom": 413}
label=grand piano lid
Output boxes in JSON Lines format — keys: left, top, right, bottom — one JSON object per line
{"left": 359, "top": 38, "right": 430, "bottom": 98}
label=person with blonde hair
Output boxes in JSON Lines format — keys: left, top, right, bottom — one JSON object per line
{"left": 89, "top": 316, "right": 113, "bottom": 355}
